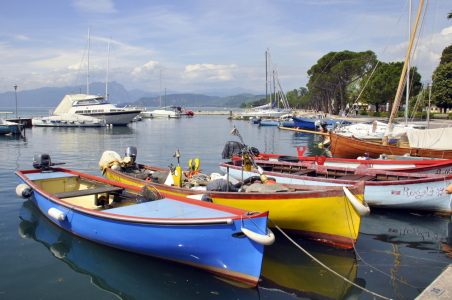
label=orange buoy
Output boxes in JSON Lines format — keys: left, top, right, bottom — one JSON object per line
{"left": 446, "top": 183, "right": 452, "bottom": 194}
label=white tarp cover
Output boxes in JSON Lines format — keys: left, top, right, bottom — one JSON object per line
{"left": 407, "top": 127, "right": 452, "bottom": 150}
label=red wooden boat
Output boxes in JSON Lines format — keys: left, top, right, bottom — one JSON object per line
{"left": 256, "top": 145, "right": 452, "bottom": 174}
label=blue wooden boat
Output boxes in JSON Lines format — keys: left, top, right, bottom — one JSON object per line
{"left": 259, "top": 120, "right": 279, "bottom": 126}
{"left": 292, "top": 116, "right": 351, "bottom": 129}
{"left": 15, "top": 154, "right": 274, "bottom": 287}
{"left": 18, "top": 200, "right": 262, "bottom": 297}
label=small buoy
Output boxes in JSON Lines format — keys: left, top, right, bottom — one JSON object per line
{"left": 16, "top": 184, "right": 32, "bottom": 199}
{"left": 186, "top": 194, "right": 212, "bottom": 202}
{"left": 446, "top": 183, "right": 452, "bottom": 194}
{"left": 318, "top": 142, "right": 324, "bottom": 149}
{"left": 48, "top": 208, "right": 66, "bottom": 221}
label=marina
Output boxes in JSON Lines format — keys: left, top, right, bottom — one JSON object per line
{"left": 1, "top": 107, "right": 452, "bottom": 299}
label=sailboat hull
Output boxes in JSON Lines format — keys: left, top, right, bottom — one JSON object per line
{"left": 328, "top": 131, "right": 452, "bottom": 159}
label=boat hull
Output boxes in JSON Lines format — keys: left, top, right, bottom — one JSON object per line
{"left": 15, "top": 168, "right": 269, "bottom": 286}
{"left": 292, "top": 117, "right": 350, "bottom": 129}
{"left": 149, "top": 110, "right": 181, "bottom": 118}
{"left": 84, "top": 110, "right": 141, "bottom": 125}
{"left": 328, "top": 131, "right": 452, "bottom": 160}
{"left": 219, "top": 161, "right": 452, "bottom": 214}
{"left": 32, "top": 116, "right": 106, "bottom": 127}
{"left": 259, "top": 151, "right": 452, "bottom": 174}
{"left": 105, "top": 165, "right": 365, "bottom": 249}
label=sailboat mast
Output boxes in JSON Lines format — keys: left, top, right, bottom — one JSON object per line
{"left": 383, "top": 0, "right": 424, "bottom": 144}
{"left": 405, "top": 0, "right": 412, "bottom": 123}
{"left": 87, "top": 26, "right": 90, "bottom": 95}
{"left": 159, "top": 70, "right": 162, "bottom": 109}
{"left": 265, "top": 50, "right": 268, "bottom": 106}
{"left": 106, "top": 37, "right": 111, "bottom": 101}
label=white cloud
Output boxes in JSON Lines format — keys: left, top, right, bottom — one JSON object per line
{"left": 131, "top": 61, "right": 160, "bottom": 76}
{"left": 72, "top": 0, "right": 117, "bottom": 14}
{"left": 15, "top": 35, "right": 30, "bottom": 41}
{"left": 182, "top": 64, "right": 238, "bottom": 82}
{"left": 441, "top": 26, "right": 452, "bottom": 36}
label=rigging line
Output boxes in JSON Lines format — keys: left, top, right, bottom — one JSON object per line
{"left": 268, "top": 219, "right": 393, "bottom": 300}
{"left": 355, "top": 0, "right": 410, "bottom": 105}
{"left": 73, "top": 38, "right": 89, "bottom": 92}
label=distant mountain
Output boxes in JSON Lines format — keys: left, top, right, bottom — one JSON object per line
{"left": 135, "top": 93, "right": 264, "bottom": 108}
{"left": 0, "top": 81, "right": 263, "bottom": 108}
{"left": 191, "top": 87, "right": 261, "bottom": 97}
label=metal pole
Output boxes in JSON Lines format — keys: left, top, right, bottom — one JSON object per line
{"left": 14, "top": 84, "right": 18, "bottom": 119}
{"left": 427, "top": 83, "right": 432, "bottom": 129}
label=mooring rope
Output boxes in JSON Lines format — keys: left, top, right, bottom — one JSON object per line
{"left": 269, "top": 218, "right": 393, "bottom": 300}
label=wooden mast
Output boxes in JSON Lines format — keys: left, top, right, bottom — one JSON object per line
{"left": 383, "top": 0, "right": 424, "bottom": 145}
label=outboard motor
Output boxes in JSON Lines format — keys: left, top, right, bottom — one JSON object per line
{"left": 32, "top": 154, "right": 65, "bottom": 171}
{"left": 320, "top": 122, "right": 328, "bottom": 133}
{"left": 125, "top": 146, "right": 138, "bottom": 164}
{"left": 33, "top": 154, "right": 52, "bottom": 170}
{"left": 314, "top": 120, "right": 321, "bottom": 130}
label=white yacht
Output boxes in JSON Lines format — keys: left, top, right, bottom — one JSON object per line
{"left": 52, "top": 94, "right": 141, "bottom": 125}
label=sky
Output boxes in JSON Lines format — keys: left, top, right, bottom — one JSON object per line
{"left": 0, "top": 0, "right": 451, "bottom": 96}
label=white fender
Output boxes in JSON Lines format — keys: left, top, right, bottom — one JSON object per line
{"left": 48, "top": 208, "right": 66, "bottom": 221}
{"left": 186, "top": 194, "right": 211, "bottom": 202}
{"left": 16, "top": 184, "right": 32, "bottom": 199}
{"left": 343, "top": 186, "right": 370, "bottom": 216}
{"left": 241, "top": 227, "right": 275, "bottom": 245}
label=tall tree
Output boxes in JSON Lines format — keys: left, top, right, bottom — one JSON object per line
{"left": 306, "top": 50, "right": 377, "bottom": 114}
{"left": 359, "top": 62, "right": 422, "bottom": 112}
{"left": 432, "top": 46, "right": 452, "bottom": 112}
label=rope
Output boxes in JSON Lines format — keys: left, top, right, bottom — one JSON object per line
{"left": 269, "top": 218, "right": 393, "bottom": 300}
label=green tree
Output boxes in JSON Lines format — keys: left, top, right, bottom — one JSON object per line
{"left": 432, "top": 63, "right": 452, "bottom": 113}
{"left": 359, "top": 62, "right": 421, "bottom": 112}
{"left": 306, "top": 50, "right": 377, "bottom": 114}
{"left": 286, "top": 87, "right": 309, "bottom": 109}
{"left": 440, "top": 45, "right": 452, "bottom": 65}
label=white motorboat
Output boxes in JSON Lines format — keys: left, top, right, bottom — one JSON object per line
{"left": 51, "top": 94, "right": 141, "bottom": 125}
{"left": 32, "top": 113, "right": 106, "bottom": 127}
{"left": 334, "top": 119, "right": 427, "bottom": 140}
{"left": 149, "top": 108, "right": 181, "bottom": 118}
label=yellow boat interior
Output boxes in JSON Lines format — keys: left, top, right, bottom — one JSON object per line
{"left": 27, "top": 171, "right": 160, "bottom": 211}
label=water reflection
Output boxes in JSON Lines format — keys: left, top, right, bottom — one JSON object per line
{"left": 360, "top": 208, "right": 452, "bottom": 254}
{"left": 105, "top": 126, "right": 135, "bottom": 135}
{"left": 260, "top": 234, "right": 364, "bottom": 299}
{"left": 18, "top": 200, "right": 259, "bottom": 300}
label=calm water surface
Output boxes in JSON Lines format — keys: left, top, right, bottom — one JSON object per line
{"left": 0, "top": 108, "right": 451, "bottom": 299}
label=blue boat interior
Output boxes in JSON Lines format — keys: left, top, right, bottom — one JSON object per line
{"left": 107, "top": 199, "right": 235, "bottom": 219}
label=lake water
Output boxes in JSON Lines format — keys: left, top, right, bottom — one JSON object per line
{"left": 1, "top": 108, "right": 451, "bottom": 299}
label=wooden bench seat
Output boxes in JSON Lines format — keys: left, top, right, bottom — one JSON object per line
{"left": 52, "top": 186, "right": 125, "bottom": 199}
{"left": 339, "top": 174, "right": 375, "bottom": 181}
{"left": 291, "top": 169, "right": 316, "bottom": 176}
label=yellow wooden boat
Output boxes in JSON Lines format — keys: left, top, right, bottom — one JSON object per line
{"left": 101, "top": 150, "right": 368, "bottom": 249}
